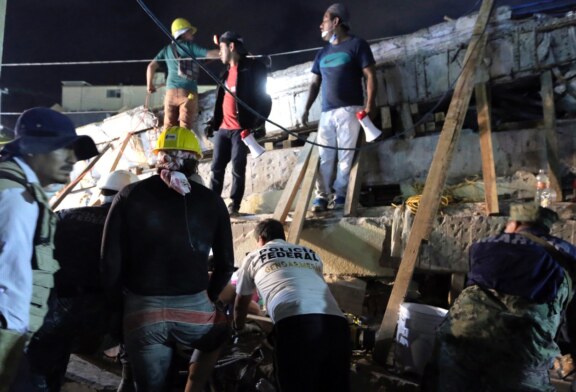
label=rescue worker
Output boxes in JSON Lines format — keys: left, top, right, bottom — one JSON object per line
{"left": 25, "top": 170, "right": 138, "bottom": 392}
{"left": 234, "top": 218, "right": 351, "bottom": 392}
{"left": 301, "top": 3, "right": 376, "bottom": 212}
{"left": 0, "top": 107, "right": 98, "bottom": 391}
{"left": 424, "top": 203, "right": 576, "bottom": 392}
{"left": 207, "top": 31, "right": 271, "bottom": 215}
{"left": 101, "top": 126, "right": 234, "bottom": 392}
{"left": 146, "top": 18, "right": 219, "bottom": 143}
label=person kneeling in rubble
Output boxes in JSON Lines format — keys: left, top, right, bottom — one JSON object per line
{"left": 234, "top": 218, "right": 351, "bottom": 392}
{"left": 101, "top": 126, "right": 234, "bottom": 392}
{"left": 25, "top": 170, "right": 138, "bottom": 391}
{"left": 423, "top": 203, "right": 576, "bottom": 392}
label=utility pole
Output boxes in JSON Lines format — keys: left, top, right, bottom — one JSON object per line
{"left": 0, "top": 0, "right": 7, "bottom": 125}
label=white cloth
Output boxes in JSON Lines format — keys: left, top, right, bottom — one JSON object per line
{"left": 235, "top": 239, "right": 344, "bottom": 323}
{"left": 315, "top": 105, "right": 362, "bottom": 199}
{"left": 0, "top": 157, "right": 40, "bottom": 333}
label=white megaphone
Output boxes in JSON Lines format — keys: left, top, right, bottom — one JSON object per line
{"left": 241, "top": 130, "right": 266, "bottom": 158}
{"left": 356, "top": 110, "right": 382, "bottom": 142}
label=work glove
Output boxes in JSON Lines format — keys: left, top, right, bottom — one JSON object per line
{"left": 204, "top": 117, "right": 215, "bottom": 138}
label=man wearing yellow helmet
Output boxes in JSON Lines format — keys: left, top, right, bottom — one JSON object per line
{"left": 101, "top": 127, "right": 234, "bottom": 391}
{"left": 146, "top": 18, "right": 219, "bottom": 136}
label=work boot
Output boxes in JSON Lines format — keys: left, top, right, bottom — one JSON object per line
{"left": 311, "top": 197, "right": 328, "bottom": 212}
{"left": 227, "top": 203, "right": 240, "bottom": 216}
{"left": 117, "top": 363, "right": 136, "bottom": 392}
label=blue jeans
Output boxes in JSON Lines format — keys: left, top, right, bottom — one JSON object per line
{"left": 209, "top": 129, "right": 249, "bottom": 210}
{"left": 123, "top": 291, "right": 228, "bottom": 392}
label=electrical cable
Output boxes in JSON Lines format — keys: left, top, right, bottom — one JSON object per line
{"left": 136, "top": 0, "right": 492, "bottom": 153}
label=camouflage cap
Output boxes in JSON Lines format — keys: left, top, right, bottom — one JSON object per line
{"left": 509, "top": 203, "right": 559, "bottom": 229}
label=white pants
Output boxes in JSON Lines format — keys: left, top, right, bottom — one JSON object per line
{"left": 315, "top": 106, "right": 362, "bottom": 199}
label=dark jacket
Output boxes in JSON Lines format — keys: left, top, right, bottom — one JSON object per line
{"left": 54, "top": 204, "right": 111, "bottom": 295}
{"left": 212, "top": 57, "right": 272, "bottom": 131}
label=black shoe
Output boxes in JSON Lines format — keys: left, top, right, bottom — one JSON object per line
{"left": 227, "top": 203, "right": 240, "bottom": 216}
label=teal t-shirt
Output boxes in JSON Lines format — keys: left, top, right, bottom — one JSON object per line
{"left": 154, "top": 42, "right": 208, "bottom": 92}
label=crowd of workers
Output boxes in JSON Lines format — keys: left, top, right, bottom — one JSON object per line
{"left": 1, "top": 2, "right": 576, "bottom": 392}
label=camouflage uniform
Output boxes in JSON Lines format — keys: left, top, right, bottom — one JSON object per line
{"left": 425, "top": 204, "right": 576, "bottom": 392}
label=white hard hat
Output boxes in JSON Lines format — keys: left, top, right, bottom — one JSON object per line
{"left": 98, "top": 170, "right": 139, "bottom": 192}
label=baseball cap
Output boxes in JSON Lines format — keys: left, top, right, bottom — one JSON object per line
{"left": 2, "top": 107, "right": 98, "bottom": 160}
{"left": 216, "top": 31, "right": 248, "bottom": 55}
{"left": 326, "top": 3, "right": 350, "bottom": 28}
{"left": 509, "top": 203, "right": 559, "bottom": 230}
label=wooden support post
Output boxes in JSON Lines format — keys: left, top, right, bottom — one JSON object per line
{"left": 475, "top": 82, "right": 499, "bottom": 214}
{"left": 50, "top": 143, "right": 113, "bottom": 209}
{"left": 273, "top": 133, "right": 317, "bottom": 224}
{"left": 109, "top": 131, "right": 134, "bottom": 173}
{"left": 449, "top": 272, "right": 466, "bottom": 305}
{"left": 372, "top": 0, "right": 494, "bottom": 365}
{"left": 344, "top": 133, "right": 366, "bottom": 217}
{"left": 541, "top": 71, "right": 563, "bottom": 200}
{"left": 400, "top": 102, "right": 415, "bottom": 138}
{"left": 286, "top": 145, "right": 319, "bottom": 244}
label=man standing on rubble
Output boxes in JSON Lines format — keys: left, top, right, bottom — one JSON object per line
{"left": 234, "top": 218, "right": 351, "bottom": 392}
{"left": 424, "top": 203, "right": 576, "bottom": 392}
{"left": 207, "top": 31, "right": 271, "bottom": 216}
{"left": 301, "top": 3, "right": 376, "bottom": 212}
{"left": 25, "top": 170, "right": 138, "bottom": 392}
{"left": 0, "top": 107, "right": 98, "bottom": 391}
{"left": 101, "top": 126, "right": 234, "bottom": 392}
{"left": 146, "top": 18, "right": 219, "bottom": 139}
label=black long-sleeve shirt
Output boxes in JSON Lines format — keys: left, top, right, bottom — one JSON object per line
{"left": 101, "top": 175, "right": 234, "bottom": 301}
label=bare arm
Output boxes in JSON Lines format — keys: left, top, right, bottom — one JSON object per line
{"left": 362, "top": 64, "right": 376, "bottom": 115}
{"left": 301, "top": 74, "right": 322, "bottom": 126}
{"left": 146, "top": 60, "right": 160, "bottom": 93}
{"left": 205, "top": 49, "right": 220, "bottom": 59}
{"left": 233, "top": 294, "right": 253, "bottom": 330}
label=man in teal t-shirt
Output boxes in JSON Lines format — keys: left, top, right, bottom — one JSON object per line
{"left": 146, "top": 18, "right": 218, "bottom": 134}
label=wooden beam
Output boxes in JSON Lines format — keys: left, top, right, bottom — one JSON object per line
{"left": 372, "top": 0, "right": 495, "bottom": 365}
{"left": 475, "top": 82, "right": 499, "bottom": 214}
{"left": 50, "top": 143, "right": 113, "bottom": 209}
{"left": 541, "top": 71, "right": 563, "bottom": 200}
{"left": 286, "top": 145, "right": 319, "bottom": 244}
{"left": 344, "top": 133, "right": 366, "bottom": 217}
{"left": 109, "top": 132, "right": 134, "bottom": 173}
{"left": 273, "top": 133, "right": 317, "bottom": 223}
{"left": 399, "top": 102, "right": 415, "bottom": 138}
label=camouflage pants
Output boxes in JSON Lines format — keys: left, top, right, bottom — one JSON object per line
{"left": 0, "top": 328, "right": 27, "bottom": 392}
{"left": 424, "top": 339, "right": 555, "bottom": 392}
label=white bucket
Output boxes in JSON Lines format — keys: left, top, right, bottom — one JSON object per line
{"left": 394, "top": 302, "right": 448, "bottom": 375}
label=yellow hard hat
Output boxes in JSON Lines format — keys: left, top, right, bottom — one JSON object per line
{"left": 153, "top": 126, "right": 202, "bottom": 158}
{"left": 171, "top": 18, "right": 197, "bottom": 39}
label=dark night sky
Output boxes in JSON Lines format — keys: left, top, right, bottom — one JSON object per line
{"left": 1, "top": 0, "right": 539, "bottom": 127}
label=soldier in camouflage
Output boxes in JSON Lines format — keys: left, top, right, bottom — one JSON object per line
{"left": 424, "top": 203, "right": 576, "bottom": 392}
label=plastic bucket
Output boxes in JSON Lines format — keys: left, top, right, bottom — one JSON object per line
{"left": 394, "top": 302, "right": 448, "bottom": 375}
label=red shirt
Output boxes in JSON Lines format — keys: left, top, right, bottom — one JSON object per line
{"left": 220, "top": 65, "right": 242, "bottom": 130}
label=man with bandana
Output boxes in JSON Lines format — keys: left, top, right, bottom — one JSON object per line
{"left": 301, "top": 3, "right": 376, "bottom": 212}
{"left": 101, "top": 126, "right": 234, "bottom": 392}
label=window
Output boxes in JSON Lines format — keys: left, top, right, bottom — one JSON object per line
{"left": 106, "top": 89, "right": 121, "bottom": 98}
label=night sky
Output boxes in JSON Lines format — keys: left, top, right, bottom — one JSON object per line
{"left": 1, "top": 0, "right": 536, "bottom": 127}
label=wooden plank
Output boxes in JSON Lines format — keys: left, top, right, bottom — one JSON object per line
{"left": 372, "top": 0, "right": 494, "bottom": 365}
{"left": 286, "top": 145, "right": 319, "bottom": 244}
{"left": 50, "top": 143, "right": 113, "bottom": 209}
{"left": 541, "top": 71, "right": 563, "bottom": 200}
{"left": 344, "top": 133, "right": 365, "bottom": 217}
{"left": 400, "top": 102, "right": 415, "bottom": 138}
{"left": 273, "top": 133, "right": 316, "bottom": 224}
{"left": 475, "top": 82, "right": 499, "bottom": 214}
{"left": 109, "top": 131, "right": 134, "bottom": 173}
{"left": 449, "top": 273, "right": 466, "bottom": 305}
